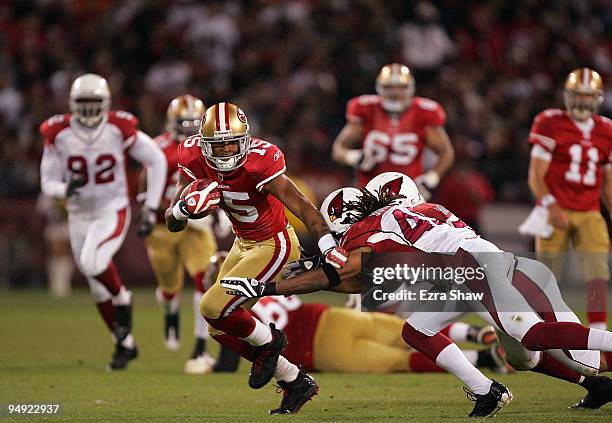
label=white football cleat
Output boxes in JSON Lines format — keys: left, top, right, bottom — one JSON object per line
{"left": 184, "top": 353, "right": 216, "bottom": 375}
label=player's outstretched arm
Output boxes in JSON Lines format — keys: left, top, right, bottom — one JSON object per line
{"left": 165, "top": 172, "right": 191, "bottom": 232}
{"left": 263, "top": 174, "right": 348, "bottom": 268}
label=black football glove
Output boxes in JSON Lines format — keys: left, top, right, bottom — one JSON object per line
{"left": 281, "top": 254, "right": 324, "bottom": 279}
{"left": 66, "top": 175, "right": 87, "bottom": 198}
{"left": 136, "top": 207, "right": 157, "bottom": 237}
{"left": 221, "top": 277, "right": 276, "bottom": 298}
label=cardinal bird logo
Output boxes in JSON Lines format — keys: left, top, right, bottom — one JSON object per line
{"left": 327, "top": 190, "right": 344, "bottom": 222}
{"left": 381, "top": 177, "right": 403, "bottom": 196}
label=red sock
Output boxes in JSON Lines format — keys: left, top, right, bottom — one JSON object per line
{"left": 587, "top": 279, "right": 607, "bottom": 326}
{"left": 205, "top": 307, "right": 257, "bottom": 339}
{"left": 409, "top": 352, "right": 445, "bottom": 372}
{"left": 439, "top": 325, "right": 451, "bottom": 338}
{"left": 532, "top": 352, "right": 583, "bottom": 383}
{"left": 521, "top": 322, "right": 590, "bottom": 350}
{"left": 95, "top": 299, "right": 114, "bottom": 331}
{"left": 212, "top": 333, "right": 257, "bottom": 362}
{"left": 402, "top": 322, "right": 453, "bottom": 361}
{"left": 160, "top": 290, "right": 176, "bottom": 301}
{"left": 192, "top": 272, "right": 205, "bottom": 293}
{"left": 94, "top": 263, "right": 122, "bottom": 296}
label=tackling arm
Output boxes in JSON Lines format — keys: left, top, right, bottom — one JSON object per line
{"left": 331, "top": 122, "right": 364, "bottom": 167}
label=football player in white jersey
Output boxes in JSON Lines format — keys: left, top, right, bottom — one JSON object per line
{"left": 39, "top": 73, "right": 167, "bottom": 370}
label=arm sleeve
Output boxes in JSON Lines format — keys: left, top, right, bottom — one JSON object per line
{"left": 419, "top": 100, "right": 446, "bottom": 127}
{"left": 254, "top": 145, "right": 287, "bottom": 191}
{"left": 40, "top": 146, "right": 67, "bottom": 199}
{"left": 528, "top": 113, "right": 557, "bottom": 152}
{"left": 346, "top": 97, "right": 370, "bottom": 124}
{"left": 128, "top": 130, "right": 167, "bottom": 210}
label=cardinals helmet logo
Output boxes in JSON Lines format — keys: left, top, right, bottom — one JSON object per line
{"left": 380, "top": 176, "right": 403, "bottom": 196}
{"left": 327, "top": 190, "right": 344, "bottom": 222}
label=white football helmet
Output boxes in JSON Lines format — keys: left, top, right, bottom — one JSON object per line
{"left": 320, "top": 187, "right": 361, "bottom": 235}
{"left": 365, "top": 172, "right": 423, "bottom": 207}
{"left": 69, "top": 73, "right": 111, "bottom": 127}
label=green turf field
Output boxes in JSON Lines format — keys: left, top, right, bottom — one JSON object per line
{"left": 1, "top": 288, "right": 611, "bottom": 422}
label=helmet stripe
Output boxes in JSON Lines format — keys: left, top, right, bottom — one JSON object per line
{"left": 583, "top": 67, "right": 589, "bottom": 87}
{"left": 218, "top": 102, "right": 228, "bottom": 131}
{"left": 215, "top": 103, "right": 222, "bottom": 131}
{"left": 224, "top": 102, "right": 230, "bottom": 131}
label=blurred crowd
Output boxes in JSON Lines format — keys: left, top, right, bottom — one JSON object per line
{"left": 1, "top": 0, "right": 611, "bottom": 202}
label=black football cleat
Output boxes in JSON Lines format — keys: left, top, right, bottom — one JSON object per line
{"left": 572, "top": 375, "right": 612, "bottom": 409}
{"left": 465, "top": 380, "right": 512, "bottom": 417}
{"left": 249, "top": 323, "right": 287, "bottom": 389}
{"left": 269, "top": 371, "right": 319, "bottom": 415}
{"left": 107, "top": 344, "right": 138, "bottom": 371}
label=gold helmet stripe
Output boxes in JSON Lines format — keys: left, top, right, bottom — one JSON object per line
{"left": 583, "top": 67, "right": 589, "bottom": 87}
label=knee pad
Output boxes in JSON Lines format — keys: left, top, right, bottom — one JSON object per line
{"left": 87, "top": 277, "right": 111, "bottom": 303}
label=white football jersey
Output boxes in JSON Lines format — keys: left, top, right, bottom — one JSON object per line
{"left": 40, "top": 111, "right": 138, "bottom": 215}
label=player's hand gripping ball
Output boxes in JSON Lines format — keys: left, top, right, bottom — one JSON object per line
{"left": 179, "top": 179, "right": 221, "bottom": 219}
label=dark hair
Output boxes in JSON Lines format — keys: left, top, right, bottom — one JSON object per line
{"left": 345, "top": 188, "right": 405, "bottom": 224}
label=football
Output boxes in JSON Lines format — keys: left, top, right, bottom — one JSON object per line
{"left": 180, "top": 178, "right": 221, "bottom": 219}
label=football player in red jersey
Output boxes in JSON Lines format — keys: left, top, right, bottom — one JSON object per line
{"left": 527, "top": 68, "right": 612, "bottom": 330}
{"left": 165, "top": 102, "right": 348, "bottom": 414}
{"left": 39, "top": 74, "right": 167, "bottom": 370}
{"left": 140, "top": 95, "right": 220, "bottom": 373}
{"left": 332, "top": 63, "right": 454, "bottom": 195}
{"left": 223, "top": 177, "right": 612, "bottom": 416}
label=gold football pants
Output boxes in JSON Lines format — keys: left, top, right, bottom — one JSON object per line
{"left": 313, "top": 308, "right": 413, "bottom": 373}
{"left": 145, "top": 224, "right": 217, "bottom": 294}
{"left": 536, "top": 209, "right": 609, "bottom": 281}
{"left": 200, "top": 227, "right": 300, "bottom": 334}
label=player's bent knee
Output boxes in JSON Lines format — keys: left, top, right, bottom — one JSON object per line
{"left": 199, "top": 290, "right": 222, "bottom": 319}
{"left": 79, "top": 251, "right": 109, "bottom": 277}
{"left": 506, "top": 350, "right": 540, "bottom": 371}
{"left": 87, "top": 278, "right": 112, "bottom": 302}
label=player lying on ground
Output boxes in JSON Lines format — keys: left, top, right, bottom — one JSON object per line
{"left": 139, "top": 95, "right": 226, "bottom": 374}
{"left": 205, "top": 253, "right": 506, "bottom": 374}
{"left": 40, "top": 73, "right": 166, "bottom": 370}
{"left": 165, "top": 102, "right": 349, "bottom": 414}
{"left": 222, "top": 176, "right": 612, "bottom": 416}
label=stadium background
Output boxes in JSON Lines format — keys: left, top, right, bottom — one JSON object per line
{"left": 1, "top": 0, "right": 611, "bottom": 288}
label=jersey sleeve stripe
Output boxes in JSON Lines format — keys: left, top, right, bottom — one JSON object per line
{"left": 255, "top": 166, "right": 286, "bottom": 191}
{"left": 178, "top": 164, "right": 197, "bottom": 180}
{"left": 529, "top": 132, "right": 556, "bottom": 150}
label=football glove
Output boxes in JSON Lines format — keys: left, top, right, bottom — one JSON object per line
{"left": 345, "top": 149, "right": 376, "bottom": 172}
{"left": 221, "top": 277, "right": 275, "bottom": 298}
{"left": 325, "top": 246, "right": 348, "bottom": 269}
{"left": 282, "top": 254, "right": 324, "bottom": 279}
{"left": 414, "top": 170, "right": 440, "bottom": 201}
{"left": 136, "top": 207, "right": 157, "bottom": 237}
{"left": 66, "top": 174, "right": 86, "bottom": 198}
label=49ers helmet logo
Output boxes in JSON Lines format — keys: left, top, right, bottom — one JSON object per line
{"left": 327, "top": 190, "right": 344, "bottom": 222}
{"left": 237, "top": 108, "right": 247, "bottom": 123}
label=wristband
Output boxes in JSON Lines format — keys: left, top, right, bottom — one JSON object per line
{"left": 322, "top": 262, "right": 341, "bottom": 287}
{"left": 318, "top": 233, "right": 337, "bottom": 255}
{"left": 262, "top": 281, "right": 277, "bottom": 296}
{"left": 540, "top": 194, "right": 556, "bottom": 208}
{"left": 172, "top": 201, "right": 189, "bottom": 221}
{"left": 345, "top": 150, "right": 363, "bottom": 167}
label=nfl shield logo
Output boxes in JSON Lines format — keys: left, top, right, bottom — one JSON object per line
{"left": 217, "top": 173, "right": 224, "bottom": 181}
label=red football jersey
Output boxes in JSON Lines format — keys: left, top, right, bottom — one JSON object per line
{"left": 529, "top": 109, "right": 612, "bottom": 211}
{"left": 153, "top": 132, "right": 180, "bottom": 221}
{"left": 346, "top": 95, "right": 446, "bottom": 186}
{"left": 251, "top": 296, "right": 328, "bottom": 372}
{"left": 177, "top": 136, "right": 288, "bottom": 241}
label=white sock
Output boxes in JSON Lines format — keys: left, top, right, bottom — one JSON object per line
{"left": 155, "top": 287, "right": 180, "bottom": 314}
{"left": 273, "top": 356, "right": 299, "bottom": 382}
{"left": 587, "top": 329, "right": 612, "bottom": 351}
{"left": 590, "top": 322, "right": 607, "bottom": 331}
{"left": 121, "top": 334, "right": 135, "bottom": 349}
{"left": 463, "top": 350, "right": 478, "bottom": 366}
{"left": 193, "top": 291, "right": 209, "bottom": 339}
{"left": 112, "top": 286, "right": 131, "bottom": 306}
{"left": 436, "top": 344, "right": 492, "bottom": 395}
{"left": 242, "top": 319, "right": 272, "bottom": 346}
{"left": 448, "top": 322, "right": 470, "bottom": 343}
